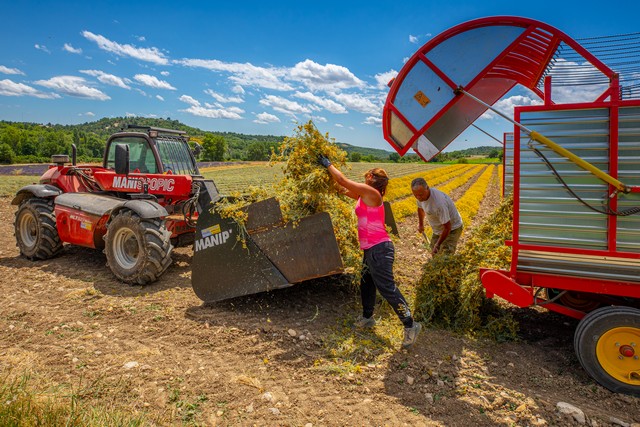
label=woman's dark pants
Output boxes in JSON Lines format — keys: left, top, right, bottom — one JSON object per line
{"left": 361, "top": 241, "right": 413, "bottom": 328}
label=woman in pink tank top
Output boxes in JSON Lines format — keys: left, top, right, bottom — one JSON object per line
{"left": 318, "top": 155, "right": 422, "bottom": 349}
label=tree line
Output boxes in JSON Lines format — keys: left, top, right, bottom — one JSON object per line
{"left": 0, "top": 120, "right": 415, "bottom": 164}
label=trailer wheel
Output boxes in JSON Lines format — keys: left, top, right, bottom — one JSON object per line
{"left": 104, "top": 210, "right": 173, "bottom": 285}
{"left": 14, "top": 197, "right": 62, "bottom": 260}
{"left": 574, "top": 306, "right": 640, "bottom": 396}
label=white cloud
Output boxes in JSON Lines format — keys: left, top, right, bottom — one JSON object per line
{"left": 0, "top": 79, "right": 60, "bottom": 99}
{"left": 206, "top": 103, "right": 245, "bottom": 115}
{"left": 179, "top": 94, "right": 200, "bottom": 107}
{"left": 374, "top": 69, "right": 398, "bottom": 89}
{"left": 160, "top": 71, "right": 170, "bottom": 76}
{"left": 34, "top": 44, "right": 50, "bottom": 53}
{"left": 78, "top": 111, "right": 95, "bottom": 117}
{"left": 402, "top": 57, "right": 410, "bottom": 64}
{"left": 259, "top": 94, "right": 311, "bottom": 116}
{"left": 409, "top": 35, "right": 419, "bottom": 44}
{"left": 253, "top": 112, "right": 281, "bottom": 124}
{"left": 545, "top": 59, "right": 609, "bottom": 103}
{"left": 80, "top": 69, "right": 131, "bottom": 89}
{"left": 231, "top": 84, "right": 245, "bottom": 94}
{"left": 335, "top": 123, "right": 344, "bottom": 128}
{"left": 181, "top": 104, "right": 243, "bottom": 120}
{"left": 293, "top": 91, "right": 347, "bottom": 114}
{"left": 134, "top": 74, "right": 176, "bottom": 90}
{"left": 363, "top": 116, "right": 382, "bottom": 125}
{"left": 126, "top": 112, "right": 137, "bottom": 117}
{"left": 136, "top": 35, "right": 146, "bottom": 42}
{"left": 82, "top": 31, "right": 169, "bottom": 65}
{"left": 176, "top": 58, "right": 292, "bottom": 91}
{"left": 311, "top": 115, "right": 327, "bottom": 123}
{"left": 328, "top": 92, "right": 380, "bottom": 115}
{"left": 480, "top": 95, "right": 542, "bottom": 120}
{"left": 156, "top": 95, "right": 164, "bottom": 101}
{"left": 34, "top": 76, "right": 110, "bottom": 100}
{"left": 289, "top": 59, "right": 365, "bottom": 91}
{"left": 63, "top": 43, "right": 82, "bottom": 54}
{"left": 204, "top": 89, "right": 243, "bottom": 103}
{"left": 0, "top": 66, "right": 25, "bottom": 75}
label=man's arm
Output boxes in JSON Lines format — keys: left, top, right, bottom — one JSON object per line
{"left": 417, "top": 207, "right": 426, "bottom": 233}
{"left": 432, "top": 221, "right": 451, "bottom": 255}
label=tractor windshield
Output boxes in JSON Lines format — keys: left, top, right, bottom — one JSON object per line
{"left": 155, "top": 137, "right": 198, "bottom": 175}
{"left": 106, "top": 136, "right": 158, "bottom": 173}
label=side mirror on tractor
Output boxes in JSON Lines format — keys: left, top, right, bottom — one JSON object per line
{"left": 114, "top": 144, "right": 130, "bottom": 175}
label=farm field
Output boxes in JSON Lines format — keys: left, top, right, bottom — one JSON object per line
{"left": 0, "top": 164, "right": 638, "bottom": 426}
{"left": 0, "top": 161, "right": 443, "bottom": 197}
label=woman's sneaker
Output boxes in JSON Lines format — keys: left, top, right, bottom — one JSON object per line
{"left": 402, "top": 322, "right": 422, "bottom": 348}
{"left": 355, "top": 315, "right": 376, "bottom": 329}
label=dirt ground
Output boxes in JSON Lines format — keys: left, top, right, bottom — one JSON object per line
{"left": 1, "top": 169, "right": 639, "bottom": 426}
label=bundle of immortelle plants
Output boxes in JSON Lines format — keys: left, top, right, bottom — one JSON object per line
{"left": 413, "top": 195, "right": 519, "bottom": 341}
{"left": 215, "top": 121, "right": 362, "bottom": 281}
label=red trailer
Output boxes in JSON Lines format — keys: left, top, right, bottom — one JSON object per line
{"left": 383, "top": 16, "right": 640, "bottom": 395}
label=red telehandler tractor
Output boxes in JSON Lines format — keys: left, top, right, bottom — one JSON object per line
{"left": 12, "top": 125, "right": 344, "bottom": 301}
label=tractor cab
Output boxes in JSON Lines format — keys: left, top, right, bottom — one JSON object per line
{"left": 104, "top": 125, "right": 199, "bottom": 176}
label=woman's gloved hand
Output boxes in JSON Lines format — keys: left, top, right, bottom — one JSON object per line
{"left": 317, "top": 154, "right": 332, "bottom": 168}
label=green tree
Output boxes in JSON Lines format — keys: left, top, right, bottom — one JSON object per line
{"left": 349, "top": 152, "right": 362, "bottom": 162}
{"left": 487, "top": 149, "right": 501, "bottom": 159}
{"left": 246, "top": 142, "right": 268, "bottom": 161}
{"left": 0, "top": 125, "right": 22, "bottom": 153}
{"left": 388, "top": 152, "right": 400, "bottom": 162}
{"left": 0, "top": 143, "right": 15, "bottom": 164}
{"left": 202, "top": 134, "right": 226, "bottom": 161}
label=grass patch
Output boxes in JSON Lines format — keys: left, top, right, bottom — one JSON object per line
{"left": 0, "top": 175, "right": 38, "bottom": 197}
{"left": 0, "top": 371, "right": 148, "bottom": 426}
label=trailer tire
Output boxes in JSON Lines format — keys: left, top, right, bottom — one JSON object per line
{"left": 104, "top": 210, "right": 173, "bottom": 285}
{"left": 15, "top": 197, "right": 63, "bottom": 260}
{"left": 574, "top": 306, "right": 640, "bottom": 397}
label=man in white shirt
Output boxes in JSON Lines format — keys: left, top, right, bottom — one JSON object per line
{"left": 411, "top": 178, "right": 463, "bottom": 255}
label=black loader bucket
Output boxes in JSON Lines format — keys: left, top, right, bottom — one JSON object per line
{"left": 191, "top": 197, "right": 344, "bottom": 303}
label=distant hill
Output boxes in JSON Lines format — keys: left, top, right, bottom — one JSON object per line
{"left": 336, "top": 142, "right": 394, "bottom": 158}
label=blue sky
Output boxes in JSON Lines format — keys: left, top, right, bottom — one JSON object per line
{"left": 0, "top": 1, "right": 637, "bottom": 153}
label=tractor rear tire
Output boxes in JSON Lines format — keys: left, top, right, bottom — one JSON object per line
{"left": 104, "top": 210, "right": 173, "bottom": 285}
{"left": 574, "top": 306, "right": 640, "bottom": 397}
{"left": 15, "top": 197, "right": 62, "bottom": 260}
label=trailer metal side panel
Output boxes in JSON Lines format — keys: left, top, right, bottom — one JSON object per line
{"left": 504, "top": 132, "right": 514, "bottom": 195}
{"left": 517, "top": 250, "right": 640, "bottom": 283}
{"left": 617, "top": 106, "right": 640, "bottom": 253}
{"left": 518, "top": 108, "right": 610, "bottom": 252}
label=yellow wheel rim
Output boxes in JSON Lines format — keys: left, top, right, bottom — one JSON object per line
{"left": 596, "top": 327, "right": 640, "bottom": 385}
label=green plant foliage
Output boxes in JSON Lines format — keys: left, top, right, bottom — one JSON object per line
{"left": 414, "top": 196, "right": 518, "bottom": 341}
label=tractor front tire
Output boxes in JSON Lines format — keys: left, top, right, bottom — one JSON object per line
{"left": 15, "top": 197, "right": 62, "bottom": 260}
{"left": 574, "top": 306, "right": 640, "bottom": 397}
{"left": 104, "top": 211, "right": 173, "bottom": 285}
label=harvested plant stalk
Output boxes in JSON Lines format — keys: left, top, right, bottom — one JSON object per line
{"left": 414, "top": 196, "right": 518, "bottom": 341}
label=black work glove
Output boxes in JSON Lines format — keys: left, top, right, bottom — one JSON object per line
{"left": 317, "top": 154, "right": 332, "bottom": 168}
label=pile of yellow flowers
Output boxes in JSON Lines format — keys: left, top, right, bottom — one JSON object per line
{"left": 269, "top": 121, "right": 362, "bottom": 277}
{"left": 414, "top": 195, "right": 518, "bottom": 341}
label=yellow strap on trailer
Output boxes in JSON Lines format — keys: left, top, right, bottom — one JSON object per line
{"left": 455, "top": 87, "right": 632, "bottom": 194}
{"left": 529, "top": 131, "right": 630, "bottom": 194}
